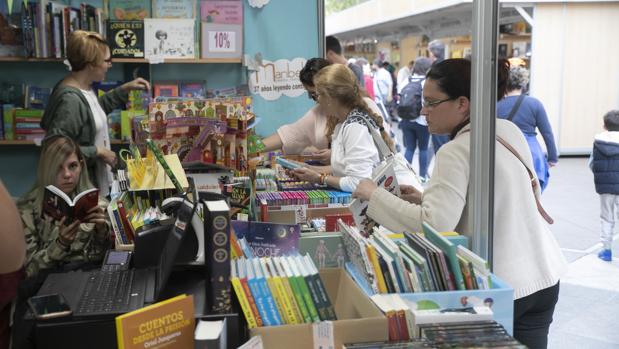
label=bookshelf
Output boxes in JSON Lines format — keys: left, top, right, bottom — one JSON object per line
{"left": 0, "top": 57, "right": 241, "bottom": 64}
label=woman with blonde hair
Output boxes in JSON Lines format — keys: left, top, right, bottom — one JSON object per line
{"left": 292, "top": 64, "right": 413, "bottom": 192}
{"left": 17, "top": 135, "right": 111, "bottom": 278}
{"left": 41, "top": 30, "right": 150, "bottom": 196}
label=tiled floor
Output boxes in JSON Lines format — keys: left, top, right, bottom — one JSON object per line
{"left": 544, "top": 157, "right": 619, "bottom": 348}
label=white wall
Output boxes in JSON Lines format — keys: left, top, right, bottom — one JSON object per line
{"left": 530, "top": 2, "right": 619, "bottom": 154}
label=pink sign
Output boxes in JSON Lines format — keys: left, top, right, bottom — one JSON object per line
{"left": 200, "top": 1, "right": 243, "bottom": 24}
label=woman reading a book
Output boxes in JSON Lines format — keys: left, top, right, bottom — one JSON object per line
{"left": 290, "top": 64, "right": 412, "bottom": 192}
{"left": 352, "top": 59, "right": 567, "bottom": 349}
{"left": 17, "top": 136, "right": 112, "bottom": 278}
{"left": 260, "top": 58, "right": 391, "bottom": 163}
{"left": 41, "top": 30, "right": 150, "bottom": 197}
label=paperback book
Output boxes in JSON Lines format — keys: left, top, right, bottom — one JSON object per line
{"left": 107, "top": 20, "right": 144, "bottom": 58}
{"left": 231, "top": 221, "right": 300, "bottom": 258}
{"left": 42, "top": 185, "right": 99, "bottom": 223}
{"left": 144, "top": 18, "right": 195, "bottom": 59}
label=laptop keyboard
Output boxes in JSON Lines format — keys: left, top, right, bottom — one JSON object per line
{"left": 76, "top": 270, "right": 134, "bottom": 314}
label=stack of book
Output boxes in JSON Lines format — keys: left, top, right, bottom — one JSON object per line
{"left": 230, "top": 255, "right": 336, "bottom": 329}
{"left": 340, "top": 221, "right": 492, "bottom": 295}
{"left": 13, "top": 108, "right": 45, "bottom": 141}
{"left": 256, "top": 190, "right": 352, "bottom": 208}
{"left": 419, "top": 320, "right": 525, "bottom": 348}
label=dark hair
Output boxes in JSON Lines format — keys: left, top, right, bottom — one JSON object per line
{"left": 412, "top": 57, "right": 432, "bottom": 75}
{"left": 497, "top": 59, "right": 510, "bottom": 99}
{"left": 426, "top": 58, "right": 471, "bottom": 100}
{"left": 325, "top": 35, "right": 342, "bottom": 55}
{"left": 299, "top": 58, "right": 331, "bottom": 87}
{"left": 604, "top": 110, "right": 619, "bottom": 131}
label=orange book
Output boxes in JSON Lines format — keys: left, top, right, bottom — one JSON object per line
{"left": 237, "top": 259, "right": 263, "bottom": 327}
{"left": 115, "top": 294, "right": 194, "bottom": 349}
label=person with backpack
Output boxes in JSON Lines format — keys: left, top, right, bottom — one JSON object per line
{"left": 398, "top": 57, "right": 432, "bottom": 179}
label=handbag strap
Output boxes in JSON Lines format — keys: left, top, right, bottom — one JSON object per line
{"left": 496, "top": 136, "right": 554, "bottom": 224}
{"left": 506, "top": 94, "right": 525, "bottom": 121}
{"left": 355, "top": 113, "right": 393, "bottom": 161}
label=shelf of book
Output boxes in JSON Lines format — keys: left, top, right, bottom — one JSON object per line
{"left": 0, "top": 57, "right": 241, "bottom": 64}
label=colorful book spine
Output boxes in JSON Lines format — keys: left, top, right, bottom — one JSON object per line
{"left": 272, "top": 257, "right": 304, "bottom": 323}
{"left": 266, "top": 258, "right": 299, "bottom": 324}
{"left": 230, "top": 260, "right": 258, "bottom": 329}
{"left": 277, "top": 257, "right": 311, "bottom": 323}
{"left": 258, "top": 259, "right": 289, "bottom": 324}
{"left": 236, "top": 259, "right": 263, "bottom": 327}
{"left": 303, "top": 255, "right": 337, "bottom": 320}
{"left": 251, "top": 258, "right": 282, "bottom": 325}
{"left": 240, "top": 258, "right": 269, "bottom": 326}
{"left": 365, "top": 244, "right": 388, "bottom": 294}
{"left": 286, "top": 256, "right": 320, "bottom": 322}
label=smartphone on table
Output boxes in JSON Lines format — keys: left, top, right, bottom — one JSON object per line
{"left": 27, "top": 293, "right": 72, "bottom": 320}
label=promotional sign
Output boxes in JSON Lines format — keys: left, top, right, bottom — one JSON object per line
{"left": 248, "top": 58, "right": 307, "bottom": 101}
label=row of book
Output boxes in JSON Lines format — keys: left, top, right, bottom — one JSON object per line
{"left": 340, "top": 221, "right": 492, "bottom": 295}
{"left": 256, "top": 190, "right": 353, "bottom": 207}
{"left": 230, "top": 255, "right": 336, "bottom": 329}
{"left": 1, "top": 106, "right": 45, "bottom": 141}
{"left": 108, "top": 0, "right": 242, "bottom": 22}
{"left": 21, "top": 1, "right": 105, "bottom": 59}
{"left": 342, "top": 320, "right": 524, "bottom": 348}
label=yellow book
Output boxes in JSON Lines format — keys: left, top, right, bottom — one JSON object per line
{"left": 265, "top": 258, "right": 299, "bottom": 325}
{"left": 272, "top": 258, "right": 304, "bottom": 323}
{"left": 115, "top": 294, "right": 194, "bottom": 349}
{"left": 440, "top": 231, "right": 459, "bottom": 237}
{"left": 230, "top": 260, "right": 258, "bottom": 329}
{"left": 366, "top": 244, "right": 388, "bottom": 294}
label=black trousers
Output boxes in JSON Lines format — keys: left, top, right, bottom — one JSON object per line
{"left": 513, "top": 281, "right": 560, "bottom": 349}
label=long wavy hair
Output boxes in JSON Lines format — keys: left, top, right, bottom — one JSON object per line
{"left": 18, "top": 136, "right": 93, "bottom": 211}
{"left": 314, "top": 64, "right": 394, "bottom": 151}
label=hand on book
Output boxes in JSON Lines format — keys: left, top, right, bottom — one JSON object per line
{"left": 291, "top": 167, "right": 320, "bottom": 184}
{"left": 352, "top": 179, "right": 377, "bottom": 201}
{"left": 311, "top": 149, "right": 331, "bottom": 164}
{"left": 57, "top": 217, "right": 81, "bottom": 247}
{"left": 121, "top": 77, "right": 151, "bottom": 93}
{"left": 400, "top": 184, "right": 422, "bottom": 204}
{"left": 82, "top": 206, "right": 108, "bottom": 234}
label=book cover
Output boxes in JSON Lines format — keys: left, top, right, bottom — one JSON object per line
{"left": 257, "top": 258, "right": 288, "bottom": 324}
{"left": 200, "top": 0, "right": 243, "bottom": 24}
{"left": 200, "top": 22, "right": 242, "bottom": 59}
{"left": 107, "top": 20, "right": 144, "bottom": 58}
{"left": 179, "top": 81, "right": 206, "bottom": 98}
{"left": 153, "top": 82, "right": 179, "bottom": 97}
{"left": 250, "top": 258, "right": 282, "bottom": 325}
{"left": 24, "top": 86, "right": 51, "bottom": 109}
{"left": 152, "top": 0, "right": 196, "bottom": 18}
{"left": 194, "top": 318, "right": 226, "bottom": 349}
{"left": 298, "top": 232, "right": 347, "bottom": 269}
{"left": 110, "top": 0, "right": 150, "bottom": 20}
{"left": 115, "top": 294, "right": 194, "bottom": 349}
{"left": 286, "top": 256, "right": 320, "bottom": 322}
{"left": 144, "top": 18, "right": 195, "bottom": 59}
{"left": 349, "top": 161, "right": 400, "bottom": 236}
{"left": 231, "top": 221, "right": 300, "bottom": 258}
{"left": 42, "top": 185, "right": 99, "bottom": 224}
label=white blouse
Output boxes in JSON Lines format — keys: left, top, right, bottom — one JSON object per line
{"left": 80, "top": 89, "right": 112, "bottom": 196}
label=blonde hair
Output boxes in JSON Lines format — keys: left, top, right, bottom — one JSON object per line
{"left": 19, "top": 136, "right": 93, "bottom": 210}
{"left": 314, "top": 64, "right": 394, "bottom": 151}
{"left": 66, "top": 30, "right": 109, "bottom": 72}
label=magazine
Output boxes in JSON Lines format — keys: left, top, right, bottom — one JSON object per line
{"left": 42, "top": 185, "right": 99, "bottom": 223}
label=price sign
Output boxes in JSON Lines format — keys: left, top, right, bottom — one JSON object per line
{"left": 208, "top": 31, "right": 236, "bottom": 53}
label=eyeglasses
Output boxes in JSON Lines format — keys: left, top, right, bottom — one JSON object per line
{"left": 422, "top": 97, "right": 453, "bottom": 109}
{"left": 103, "top": 57, "right": 113, "bottom": 64}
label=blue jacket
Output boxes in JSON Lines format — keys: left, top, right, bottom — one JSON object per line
{"left": 592, "top": 135, "right": 619, "bottom": 194}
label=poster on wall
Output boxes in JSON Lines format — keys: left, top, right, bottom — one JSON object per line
{"left": 248, "top": 57, "right": 307, "bottom": 101}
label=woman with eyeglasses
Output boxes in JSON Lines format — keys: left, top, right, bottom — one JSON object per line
{"left": 353, "top": 59, "right": 566, "bottom": 349}
{"left": 41, "top": 30, "right": 150, "bottom": 196}
{"left": 260, "top": 57, "right": 390, "bottom": 163}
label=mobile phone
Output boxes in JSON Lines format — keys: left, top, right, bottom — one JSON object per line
{"left": 27, "top": 294, "right": 72, "bottom": 320}
{"left": 101, "top": 250, "right": 132, "bottom": 272}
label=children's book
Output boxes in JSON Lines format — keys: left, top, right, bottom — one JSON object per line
{"left": 153, "top": 81, "right": 179, "bottom": 97}
{"left": 152, "top": 0, "right": 196, "bottom": 19}
{"left": 179, "top": 81, "right": 206, "bottom": 98}
{"left": 231, "top": 221, "right": 300, "bottom": 258}
{"left": 349, "top": 160, "right": 400, "bottom": 236}
{"left": 42, "top": 185, "right": 99, "bottom": 223}
{"left": 110, "top": 0, "right": 150, "bottom": 20}
{"left": 107, "top": 20, "right": 145, "bottom": 58}
{"left": 144, "top": 18, "right": 195, "bottom": 59}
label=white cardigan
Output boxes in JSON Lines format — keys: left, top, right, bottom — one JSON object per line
{"left": 367, "top": 119, "right": 567, "bottom": 299}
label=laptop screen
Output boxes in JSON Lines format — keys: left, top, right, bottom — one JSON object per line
{"left": 155, "top": 198, "right": 197, "bottom": 299}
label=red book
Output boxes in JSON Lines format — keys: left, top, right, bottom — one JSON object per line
{"left": 42, "top": 185, "right": 99, "bottom": 224}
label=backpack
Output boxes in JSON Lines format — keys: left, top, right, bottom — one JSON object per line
{"left": 397, "top": 76, "right": 424, "bottom": 120}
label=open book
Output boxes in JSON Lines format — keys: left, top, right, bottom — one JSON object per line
{"left": 42, "top": 185, "right": 99, "bottom": 223}
{"left": 349, "top": 161, "right": 401, "bottom": 236}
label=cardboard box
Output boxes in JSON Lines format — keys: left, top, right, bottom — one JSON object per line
{"left": 264, "top": 206, "right": 351, "bottom": 224}
{"left": 249, "top": 268, "right": 388, "bottom": 349}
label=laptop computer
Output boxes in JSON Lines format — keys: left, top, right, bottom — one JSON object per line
{"left": 36, "top": 197, "right": 197, "bottom": 319}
